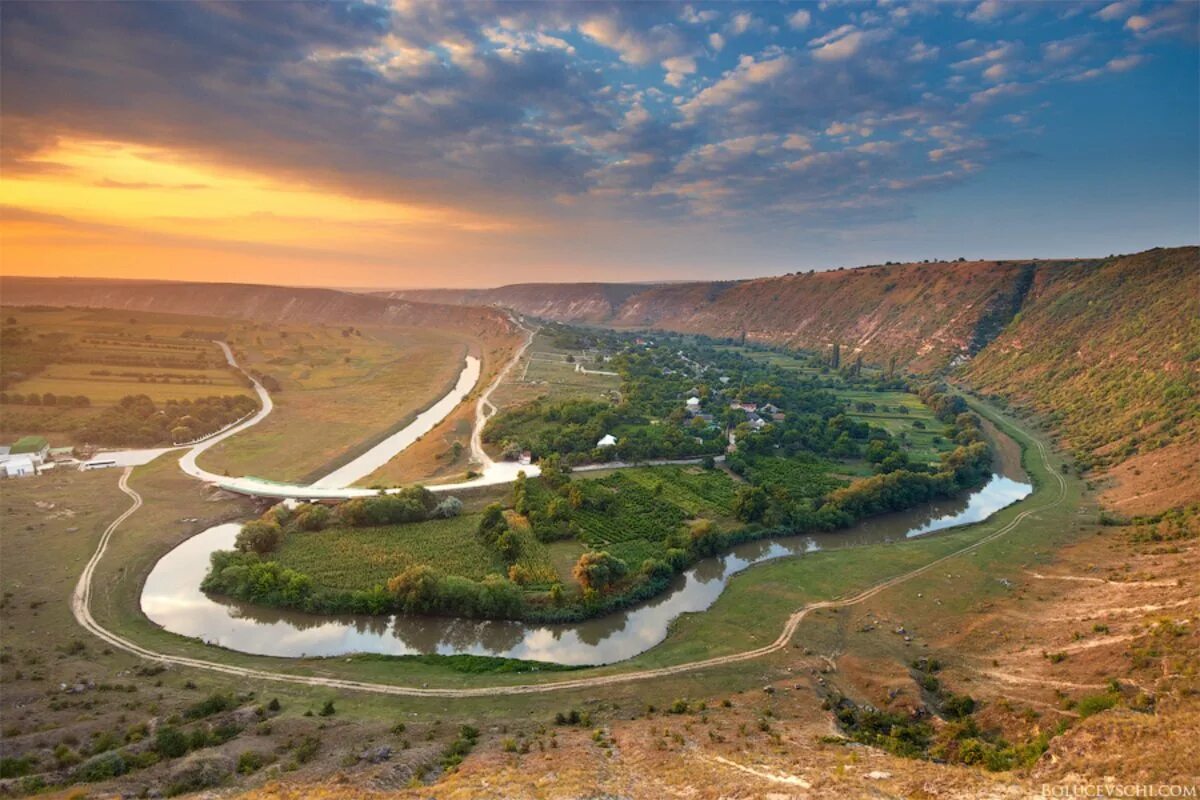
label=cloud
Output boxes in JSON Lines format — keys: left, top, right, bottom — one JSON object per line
{"left": 1068, "top": 53, "right": 1146, "bottom": 81}
{"left": 788, "top": 10, "right": 812, "bottom": 31}
{"left": 727, "top": 12, "right": 758, "bottom": 36}
{"left": 680, "top": 6, "right": 718, "bottom": 25}
{"left": 662, "top": 55, "right": 698, "bottom": 88}
{"left": 1094, "top": 1, "right": 1137, "bottom": 22}
{"left": 967, "top": 0, "right": 1007, "bottom": 23}
{"left": 709, "top": 32, "right": 725, "bottom": 51}
{"left": 808, "top": 26, "right": 889, "bottom": 62}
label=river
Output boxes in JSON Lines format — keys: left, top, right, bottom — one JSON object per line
{"left": 141, "top": 468, "right": 1031, "bottom": 666}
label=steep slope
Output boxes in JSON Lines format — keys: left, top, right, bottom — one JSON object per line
{"left": 0, "top": 277, "right": 515, "bottom": 340}
{"left": 961, "top": 247, "right": 1200, "bottom": 514}
{"left": 389, "top": 260, "right": 1073, "bottom": 371}
{"left": 610, "top": 260, "right": 1048, "bottom": 371}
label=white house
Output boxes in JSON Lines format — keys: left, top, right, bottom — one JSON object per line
{"left": 685, "top": 396, "right": 701, "bottom": 411}
{"left": 4, "top": 455, "right": 36, "bottom": 478}
{"left": 597, "top": 434, "right": 617, "bottom": 448}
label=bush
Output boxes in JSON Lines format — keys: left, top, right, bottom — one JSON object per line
{"left": 166, "top": 753, "right": 234, "bottom": 796}
{"left": 184, "top": 692, "right": 236, "bottom": 719}
{"left": 154, "top": 726, "right": 190, "bottom": 759}
{"left": 74, "top": 751, "right": 128, "bottom": 782}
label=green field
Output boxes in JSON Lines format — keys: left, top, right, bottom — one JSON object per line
{"left": 274, "top": 515, "right": 506, "bottom": 589}
{"left": 833, "top": 388, "right": 955, "bottom": 465}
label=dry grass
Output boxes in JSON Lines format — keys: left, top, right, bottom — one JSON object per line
{"left": 196, "top": 324, "right": 469, "bottom": 483}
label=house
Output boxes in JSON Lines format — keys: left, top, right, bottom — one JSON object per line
{"left": 760, "top": 403, "right": 781, "bottom": 415}
{"left": 518, "top": 450, "right": 533, "bottom": 466}
{"left": 597, "top": 434, "right": 618, "bottom": 448}
{"left": 4, "top": 455, "right": 36, "bottom": 478}
{"left": 771, "top": 412, "right": 787, "bottom": 422}
{"left": 730, "top": 402, "right": 758, "bottom": 413}
{"left": 719, "top": 376, "right": 731, "bottom": 384}
{"left": 746, "top": 414, "right": 768, "bottom": 431}
{"left": 685, "top": 396, "right": 701, "bottom": 411}
{"left": 10, "top": 436, "right": 50, "bottom": 465}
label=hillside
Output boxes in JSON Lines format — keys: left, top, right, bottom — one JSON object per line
{"left": 961, "top": 247, "right": 1200, "bottom": 514}
{"left": 0, "top": 277, "right": 516, "bottom": 340}
{"left": 387, "top": 259, "right": 1067, "bottom": 372}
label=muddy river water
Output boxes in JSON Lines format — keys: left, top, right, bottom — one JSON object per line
{"left": 142, "top": 450, "right": 1031, "bottom": 665}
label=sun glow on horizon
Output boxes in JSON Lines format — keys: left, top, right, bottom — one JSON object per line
{"left": 1, "top": 137, "right": 521, "bottom": 286}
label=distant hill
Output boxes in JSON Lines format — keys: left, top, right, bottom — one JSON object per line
{"left": 389, "top": 259, "right": 1071, "bottom": 371}
{"left": 383, "top": 282, "right": 658, "bottom": 324}
{"left": 0, "top": 277, "right": 517, "bottom": 341}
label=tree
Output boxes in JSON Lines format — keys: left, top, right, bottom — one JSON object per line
{"left": 235, "top": 520, "right": 283, "bottom": 554}
{"left": 733, "top": 486, "right": 769, "bottom": 523}
{"left": 831, "top": 342, "right": 841, "bottom": 369}
{"left": 512, "top": 470, "right": 529, "bottom": 515}
{"left": 572, "top": 551, "right": 627, "bottom": 593}
{"left": 477, "top": 503, "right": 508, "bottom": 546}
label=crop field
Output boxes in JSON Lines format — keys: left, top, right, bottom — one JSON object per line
{"left": 743, "top": 455, "right": 846, "bottom": 499}
{"left": 833, "top": 388, "right": 955, "bottom": 465}
{"left": 570, "top": 474, "right": 689, "bottom": 565}
{"left": 490, "top": 330, "right": 620, "bottom": 412}
{"left": 196, "top": 324, "right": 469, "bottom": 482}
{"left": 611, "top": 466, "right": 738, "bottom": 517}
{"left": 353, "top": 325, "right": 527, "bottom": 487}
{"left": 273, "top": 514, "right": 507, "bottom": 590}
{"left": 0, "top": 307, "right": 254, "bottom": 444}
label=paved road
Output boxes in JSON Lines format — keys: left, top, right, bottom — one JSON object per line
{"left": 70, "top": 413, "right": 1063, "bottom": 697}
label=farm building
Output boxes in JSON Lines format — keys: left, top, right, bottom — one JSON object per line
{"left": 9, "top": 436, "right": 50, "bottom": 464}
{"left": 4, "top": 455, "right": 36, "bottom": 478}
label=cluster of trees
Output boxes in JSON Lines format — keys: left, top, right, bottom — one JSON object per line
{"left": 0, "top": 392, "right": 90, "bottom": 407}
{"left": 72, "top": 394, "right": 258, "bottom": 447}
{"left": 204, "top": 549, "right": 525, "bottom": 619}
{"left": 229, "top": 489, "right": 463, "bottom": 557}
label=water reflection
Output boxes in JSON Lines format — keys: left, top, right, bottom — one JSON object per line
{"left": 142, "top": 473, "right": 1031, "bottom": 666}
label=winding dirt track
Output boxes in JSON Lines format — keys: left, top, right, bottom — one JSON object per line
{"left": 70, "top": 416, "right": 1065, "bottom": 697}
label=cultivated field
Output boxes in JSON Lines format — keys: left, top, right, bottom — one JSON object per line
{"left": 195, "top": 324, "right": 469, "bottom": 483}
{"left": 0, "top": 307, "right": 254, "bottom": 445}
{"left": 489, "top": 329, "right": 621, "bottom": 413}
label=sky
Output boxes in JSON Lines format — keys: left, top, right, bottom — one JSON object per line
{"left": 1, "top": 0, "right": 1196, "bottom": 289}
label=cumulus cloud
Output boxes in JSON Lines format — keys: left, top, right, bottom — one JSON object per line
{"left": 788, "top": 9, "right": 812, "bottom": 30}
{"left": 662, "top": 55, "right": 698, "bottom": 88}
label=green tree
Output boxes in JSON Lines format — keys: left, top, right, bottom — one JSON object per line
{"left": 572, "top": 551, "right": 628, "bottom": 593}
{"left": 235, "top": 520, "right": 283, "bottom": 554}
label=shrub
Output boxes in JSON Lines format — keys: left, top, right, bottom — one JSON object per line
{"left": 154, "top": 726, "right": 190, "bottom": 759}
{"left": 74, "top": 751, "right": 128, "bottom": 782}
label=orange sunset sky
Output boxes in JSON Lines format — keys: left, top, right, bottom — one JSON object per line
{"left": 2, "top": 2, "right": 1196, "bottom": 289}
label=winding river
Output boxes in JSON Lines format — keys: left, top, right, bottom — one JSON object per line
{"left": 142, "top": 468, "right": 1030, "bottom": 666}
